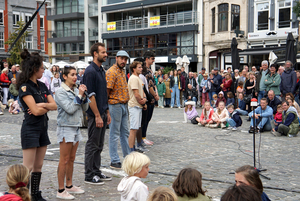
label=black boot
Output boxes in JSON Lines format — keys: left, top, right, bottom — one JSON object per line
{"left": 31, "top": 172, "right": 47, "bottom": 201}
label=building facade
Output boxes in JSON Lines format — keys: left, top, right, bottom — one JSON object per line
{"left": 0, "top": 0, "right": 49, "bottom": 63}
{"left": 203, "top": 0, "right": 248, "bottom": 71}
{"left": 247, "top": 0, "right": 298, "bottom": 67}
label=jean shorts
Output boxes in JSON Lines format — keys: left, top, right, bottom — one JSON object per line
{"left": 128, "top": 106, "right": 142, "bottom": 130}
{"left": 57, "top": 126, "right": 82, "bottom": 143}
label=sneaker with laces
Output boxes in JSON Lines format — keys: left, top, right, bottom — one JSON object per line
{"left": 99, "top": 172, "right": 112, "bottom": 181}
{"left": 56, "top": 190, "right": 75, "bottom": 200}
{"left": 137, "top": 145, "right": 149, "bottom": 153}
{"left": 66, "top": 186, "right": 84, "bottom": 194}
{"left": 110, "top": 162, "right": 122, "bottom": 169}
{"left": 143, "top": 138, "right": 153, "bottom": 145}
{"left": 232, "top": 127, "right": 237, "bottom": 131}
{"left": 135, "top": 148, "right": 144, "bottom": 153}
{"left": 84, "top": 176, "right": 104, "bottom": 185}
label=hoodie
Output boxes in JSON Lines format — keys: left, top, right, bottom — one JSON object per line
{"left": 117, "top": 176, "right": 148, "bottom": 201}
{"left": 280, "top": 68, "right": 297, "bottom": 95}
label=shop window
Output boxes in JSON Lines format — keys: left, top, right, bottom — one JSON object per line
{"left": 231, "top": 4, "right": 240, "bottom": 30}
{"left": 218, "top": 3, "right": 228, "bottom": 32}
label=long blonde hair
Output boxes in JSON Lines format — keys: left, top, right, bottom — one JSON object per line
{"left": 203, "top": 101, "right": 211, "bottom": 118}
{"left": 6, "top": 164, "right": 30, "bottom": 201}
{"left": 217, "top": 101, "right": 225, "bottom": 115}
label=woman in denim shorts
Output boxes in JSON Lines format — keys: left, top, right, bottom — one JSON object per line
{"left": 55, "top": 66, "right": 90, "bottom": 199}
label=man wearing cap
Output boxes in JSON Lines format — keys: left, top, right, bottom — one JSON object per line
{"left": 15, "top": 64, "right": 21, "bottom": 73}
{"left": 106, "top": 50, "right": 131, "bottom": 169}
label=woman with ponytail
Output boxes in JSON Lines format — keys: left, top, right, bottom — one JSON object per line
{"left": 0, "top": 164, "right": 31, "bottom": 201}
{"left": 17, "top": 49, "right": 57, "bottom": 201}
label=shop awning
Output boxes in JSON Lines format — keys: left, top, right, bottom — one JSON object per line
{"left": 224, "top": 47, "right": 285, "bottom": 56}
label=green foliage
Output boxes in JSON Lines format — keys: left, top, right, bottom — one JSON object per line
{"left": 293, "top": 2, "right": 300, "bottom": 17}
{"left": 5, "top": 20, "right": 31, "bottom": 66}
{"left": 162, "top": 66, "right": 174, "bottom": 75}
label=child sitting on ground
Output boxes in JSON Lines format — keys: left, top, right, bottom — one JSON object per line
{"left": 172, "top": 168, "right": 210, "bottom": 201}
{"left": 235, "top": 93, "right": 248, "bottom": 116}
{"left": 272, "top": 104, "right": 283, "bottom": 132}
{"left": 147, "top": 187, "right": 177, "bottom": 201}
{"left": 199, "top": 101, "right": 214, "bottom": 127}
{"left": 7, "top": 99, "right": 21, "bottom": 114}
{"left": 212, "top": 94, "right": 218, "bottom": 108}
{"left": 118, "top": 152, "right": 150, "bottom": 201}
{"left": 157, "top": 77, "right": 166, "bottom": 108}
{"left": 226, "top": 91, "right": 235, "bottom": 107}
{"left": 0, "top": 164, "right": 30, "bottom": 201}
{"left": 183, "top": 101, "right": 200, "bottom": 124}
{"left": 226, "top": 104, "right": 242, "bottom": 131}
{"left": 211, "top": 101, "right": 229, "bottom": 128}
{"left": 216, "top": 91, "right": 226, "bottom": 107}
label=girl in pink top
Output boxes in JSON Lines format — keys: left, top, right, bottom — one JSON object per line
{"left": 199, "top": 101, "right": 214, "bottom": 126}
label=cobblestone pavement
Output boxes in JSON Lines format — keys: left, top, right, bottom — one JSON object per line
{"left": 0, "top": 107, "right": 300, "bottom": 200}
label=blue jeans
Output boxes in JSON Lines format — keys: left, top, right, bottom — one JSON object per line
{"left": 10, "top": 95, "right": 18, "bottom": 101}
{"left": 171, "top": 84, "right": 180, "bottom": 107}
{"left": 258, "top": 90, "right": 265, "bottom": 103}
{"left": 236, "top": 109, "right": 248, "bottom": 116}
{"left": 226, "top": 118, "right": 236, "bottom": 127}
{"left": 250, "top": 116, "right": 272, "bottom": 131}
{"left": 165, "top": 98, "right": 171, "bottom": 106}
{"left": 108, "top": 103, "right": 130, "bottom": 163}
{"left": 209, "top": 91, "right": 217, "bottom": 105}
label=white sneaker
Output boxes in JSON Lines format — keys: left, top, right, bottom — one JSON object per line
{"left": 220, "top": 123, "right": 226, "bottom": 129}
{"left": 178, "top": 106, "right": 181, "bottom": 109}
{"left": 0, "top": 111, "right": 3, "bottom": 115}
{"left": 170, "top": 106, "right": 173, "bottom": 108}
{"left": 56, "top": 190, "right": 75, "bottom": 200}
{"left": 232, "top": 127, "right": 237, "bottom": 131}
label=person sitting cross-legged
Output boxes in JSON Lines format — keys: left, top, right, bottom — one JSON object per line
{"left": 272, "top": 101, "right": 299, "bottom": 137}
{"left": 248, "top": 98, "right": 273, "bottom": 133}
{"left": 226, "top": 105, "right": 242, "bottom": 131}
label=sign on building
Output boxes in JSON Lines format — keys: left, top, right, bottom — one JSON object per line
{"left": 107, "top": 22, "right": 116, "bottom": 31}
{"left": 150, "top": 16, "right": 160, "bottom": 26}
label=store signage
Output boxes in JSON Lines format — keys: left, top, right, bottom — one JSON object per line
{"left": 248, "top": 28, "right": 298, "bottom": 40}
{"left": 150, "top": 16, "right": 160, "bottom": 26}
{"left": 107, "top": 22, "right": 116, "bottom": 31}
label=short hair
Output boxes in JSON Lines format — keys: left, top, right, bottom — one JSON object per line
{"left": 235, "top": 165, "right": 263, "bottom": 194}
{"left": 221, "top": 185, "right": 262, "bottom": 201}
{"left": 213, "top": 94, "right": 218, "bottom": 98}
{"left": 143, "top": 51, "right": 155, "bottom": 59}
{"left": 122, "top": 152, "right": 150, "bottom": 176}
{"left": 130, "top": 61, "right": 142, "bottom": 73}
{"left": 260, "top": 98, "right": 267, "bottom": 103}
{"left": 282, "top": 100, "right": 289, "bottom": 106}
{"left": 238, "top": 81, "right": 244, "bottom": 87}
{"left": 227, "top": 104, "right": 234, "bottom": 109}
{"left": 90, "top": 42, "right": 105, "bottom": 58}
{"left": 11, "top": 78, "right": 16, "bottom": 82}
{"left": 277, "top": 104, "right": 282, "bottom": 109}
{"left": 227, "top": 91, "right": 233, "bottom": 98}
{"left": 268, "top": 90, "right": 275, "bottom": 95}
{"left": 261, "top": 60, "right": 268, "bottom": 66}
{"left": 147, "top": 187, "right": 177, "bottom": 201}
{"left": 54, "top": 72, "right": 60, "bottom": 76}
{"left": 285, "top": 60, "right": 292, "bottom": 65}
{"left": 6, "top": 164, "right": 30, "bottom": 201}
{"left": 172, "top": 168, "right": 206, "bottom": 198}
{"left": 227, "top": 67, "right": 231, "bottom": 70}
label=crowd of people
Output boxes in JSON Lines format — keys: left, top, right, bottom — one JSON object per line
{"left": 0, "top": 43, "right": 297, "bottom": 201}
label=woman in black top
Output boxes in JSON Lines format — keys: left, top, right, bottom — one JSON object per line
{"left": 17, "top": 49, "right": 57, "bottom": 201}
{"left": 244, "top": 72, "right": 256, "bottom": 112}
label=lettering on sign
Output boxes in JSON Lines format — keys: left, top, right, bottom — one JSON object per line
{"left": 150, "top": 16, "right": 160, "bottom": 26}
{"left": 107, "top": 22, "right": 116, "bottom": 31}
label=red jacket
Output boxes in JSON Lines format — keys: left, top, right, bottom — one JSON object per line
{"left": 274, "top": 112, "right": 282, "bottom": 122}
{"left": 222, "top": 79, "right": 232, "bottom": 92}
{"left": 0, "top": 193, "right": 23, "bottom": 201}
{"left": 0, "top": 73, "right": 11, "bottom": 88}
{"left": 199, "top": 107, "right": 214, "bottom": 122}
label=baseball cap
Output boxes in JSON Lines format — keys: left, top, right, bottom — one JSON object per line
{"left": 15, "top": 64, "right": 20, "bottom": 67}
{"left": 116, "top": 50, "right": 130, "bottom": 59}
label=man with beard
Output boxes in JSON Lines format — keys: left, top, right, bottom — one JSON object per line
{"left": 280, "top": 60, "right": 297, "bottom": 97}
{"left": 106, "top": 51, "right": 131, "bottom": 169}
{"left": 83, "top": 43, "right": 112, "bottom": 185}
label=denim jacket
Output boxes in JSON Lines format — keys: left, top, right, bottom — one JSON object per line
{"left": 55, "top": 82, "right": 90, "bottom": 127}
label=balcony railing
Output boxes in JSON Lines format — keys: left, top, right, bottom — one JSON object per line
{"left": 88, "top": 3, "right": 98, "bottom": 17}
{"left": 48, "top": 29, "right": 85, "bottom": 39}
{"left": 102, "top": 11, "right": 198, "bottom": 33}
{"left": 89, "top": 28, "right": 98, "bottom": 40}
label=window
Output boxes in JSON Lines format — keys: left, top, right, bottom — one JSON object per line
{"left": 231, "top": 4, "right": 240, "bottom": 30}
{"left": 218, "top": 3, "right": 228, "bottom": 32}
{"left": 40, "top": 35, "right": 44, "bottom": 51}
{"left": 0, "top": 11, "right": 3, "bottom": 25}
{"left": 257, "top": 2, "right": 269, "bottom": 30}
{"left": 40, "top": 16, "right": 44, "bottom": 29}
{"left": 278, "top": 0, "right": 291, "bottom": 28}
{"left": 25, "top": 14, "right": 32, "bottom": 28}
{"left": 13, "top": 12, "right": 20, "bottom": 26}
{"left": 0, "top": 32, "right": 4, "bottom": 49}
{"left": 26, "top": 35, "right": 33, "bottom": 49}
{"left": 212, "top": 8, "right": 215, "bottom": 33}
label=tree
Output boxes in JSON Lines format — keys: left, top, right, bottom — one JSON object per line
{"left": 293, "top": 2, "right": 300, "bottom": 17}
{"left": 5, "top": 20, "right": 31, "bottom": 66}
